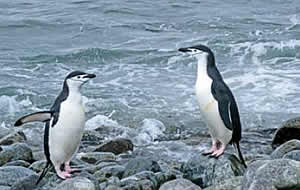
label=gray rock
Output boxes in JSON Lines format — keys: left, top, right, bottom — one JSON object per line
{"left": 119, "top": 171, "right": 156, "bottom": 189}
{"left": 0, "top": 166, "right": 36, "bottom": 186}
{"left": 94, "top": 138, "right": 134, "bottom": 155}
{"left": 105, "top": 185, "right": 121, "bottom": 190}
{"left": 242, "top": 159, "right": 300, "bottom": 190}
{"left": 283, "top": 150, "right": 300, "bottom": 161}
{"left": 77, "top": 152, "right": 116, "bottom": 164}
{"left": 4, "top": 160, "right": 31, "bottom": 168}
{"left": 272, "top": 117, "right": 300, "bottom": 149}
{"left": 203, "top": 176, "right": 242, "bottom": 190}
{"left": 94, "top": 165, "right": 125, "bottom": 182}
{"left": 84, "top": 161, "right": 117, "bottom": 174}
{"left": 159, "top": 178, "right": 202, "bottom": 190}
{"left": 32, "top": 150, "right": 45, "bottom": 161}
{"left": 181, "top": 153, "right": 241, "bottom": 188}
{"left": 22, "top": 127, "right": 44, "bottom": 149}
{"left": 121, "top": 179, "right": 154, "bottom": 190}
{"left": 0, "top": 125, "right": 10, "bottom": 139}
{"left": 0, "top": 143, "right": 33, "bottom": 166}
{"left": 123, "top": 158, "right": 161, "bottom": 178}
{"left": 11, "top": 174, "right": 41, "bottom": 190}
{"left": 82, "top": 130, "right": 104, "bottom": 146}
{"left": 0, "top": 186, "right": 10, "bottom": 190}
{"left": 0, "top": 131, "right": 26, "bottom": 145}
{"left": 54, "top": 177, "right": 96, "bottom": 190}
{"left": 29, "top": 160, "right": 47, "bottom": 173}
{"left": 271, "top": 139, "right": 300, "bottom": 159}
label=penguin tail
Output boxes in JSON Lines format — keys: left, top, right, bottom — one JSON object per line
{"left": 234, "top": 142, "right": 247, "bottom": 168}
{"left": 36, "top": 161, "right": 52, "bottom": 185}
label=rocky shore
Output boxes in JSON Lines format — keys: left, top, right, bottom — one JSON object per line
{"left": 1, "top": 116, "right": 300, "bottom": 190}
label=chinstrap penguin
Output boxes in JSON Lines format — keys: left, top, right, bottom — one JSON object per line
{"left": 178, "top": 45, "right": 247, "bottom": 168}
{"left": 15, "top": 71, "right": 96, "bottom": 184}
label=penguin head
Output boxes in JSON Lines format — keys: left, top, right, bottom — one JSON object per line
{"left": 65, "top": 71, "right": 96, "bottom": 89}
{"left": 179, "top": 44, "right": 215, "bottom": 65}
{"left": 179, "top": 44, "right": 213, "bottom": 56}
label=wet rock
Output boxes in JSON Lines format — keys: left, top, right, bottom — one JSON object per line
{"left": 94, "top": 165, "right": 125, "bottom": 182}
{"left": 159, "top": 178, "right": 202, "bottom": 190}
{"left": 22, "top": 127, "right": 44, "bottom": 148}
{"left": 54, "top": 177, "right": 96, "bottom": 190}
{"left": 0, "top": 143, "right": 33, "bottom": 166}
{"left": 77, "top": 152, "right": 116, "bottom": 164}
{"left": 283, "top": 150, "right": 300, "bottom": 161}
{"left": 0, "top": 131, "right": 26, "bottom": 145}
{"left": 82, "top": 130, "right": 104, "bottom": 146}
{"left": 123, "top": 158, "right": 161, "bottom": 178}
{"left": 29, "top": 160, "right": 47, "bottom": 173}
{"left": 0, "top": 124, "right": 10, "bottom": 139}
{"left": 0, "top": 186, "right": 10, "bottom": 190}
{"left": 181, "top": 153, "right": 242, "bottom": 188}
{"left": 0, "top": 166, "right": 36, "bottom": 186}
{"left": 203, "top": 176, "right": 242, "bottom": 190}
{"left": 94, "top": 138, "right": 134, "bottom": 155}
{"left": 270, "top": 139, "right": 300, "bottom": 159}
{"left": 11, "top": 174, "right": 41, "bottom": 190}
{"left": 272, "top": 117, "right": 300, "bottom": 149}
{"left": 154, "top": 172, "right": 177, "bottom": 188}
{"left": 84, "top": 161, "right": 117, "bottom": 174}
{"left": 105, "top": 185, "right": 121, "bottom": 190}
{"left": 242, "top": 159, "right": 300, "bottom": 190}
{"left": 120, "top": 179, "right": 154, "bottom": 190}
{"left": 4, "top": 160, "right": 31, "bottom": 168}
{"left": 119, "top": 171, "right": 156, "bottom": 189}
{"left": 32, "top": 150, "right": 45, "bottom": 161}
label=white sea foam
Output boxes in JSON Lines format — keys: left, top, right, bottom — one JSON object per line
{"left": 133, "top": 118, "right": 166, "bottom": 145}
{"left": 85, "top": 114, "right": 121, "bottom": 130}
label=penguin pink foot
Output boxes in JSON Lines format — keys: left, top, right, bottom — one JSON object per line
{"left": 210, "top": 143, "right": 226, "bottom": 158}
{"left": 202, "top": 139, "right": 217, "bottom": 155}
{"left": 57, "top": 170, "right": 72, "bottom": 179}
{"left": 64, "top": 162, "right": 81, "bottom": 173}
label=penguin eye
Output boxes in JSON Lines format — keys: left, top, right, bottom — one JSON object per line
{"left": 77, "top": 76, "right": 80, "bottom": 79}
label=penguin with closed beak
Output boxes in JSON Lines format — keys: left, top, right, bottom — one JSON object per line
{"left": 179, "top": 45, "right": 247, "bottom": 168}
{"left": 15, "top": 71, "right": 96, "bottom": 184}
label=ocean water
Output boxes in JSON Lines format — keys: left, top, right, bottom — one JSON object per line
{"left": 1, "top": 0, "right": 300, "bottom": 147}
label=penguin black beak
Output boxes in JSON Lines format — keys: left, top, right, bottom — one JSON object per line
{"left": 178, "top": 47, "right": 191, "bottom": 53}
{"left": 84, "top": 74, "right": 96, "bottom": 79}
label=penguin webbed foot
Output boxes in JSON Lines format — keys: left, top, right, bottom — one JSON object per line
{"left": 57, "top": 170, "right": 72, "bottom": 179}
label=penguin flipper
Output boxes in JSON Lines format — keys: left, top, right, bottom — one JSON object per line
{"left": 14, "top": 111, "right": 52, "bottom": 126}
{"left": 211, "top": 81, "right": 242, "bottom": 142}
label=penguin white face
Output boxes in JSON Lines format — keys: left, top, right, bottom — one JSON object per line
{"left": 65, "top": 71, "right": 96, "bottom": 89}
{"left": 178, "top": 48, "right": 206, "bottom": 56}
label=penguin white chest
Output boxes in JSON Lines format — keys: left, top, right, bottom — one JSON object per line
{"left": 49, "top": 94, "right": 85, "bottom": 164}
{"left": 195, "top": 64, "right": 231, "bottom": 143}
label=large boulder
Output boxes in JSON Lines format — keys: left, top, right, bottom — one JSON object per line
{"left": 0, "top": 143, "right": 33, "bottom": 166}
{"left": 93, "top": 138, "right": 134, "bottom": 155}
{"left": 0, "top": 166, "right": 36, "bottom": 186}
{"left": 159, "top": 178, "right": 202, "bottom": 190}
{"left": 181, "top": 153, "right": 245, "bottom": 188}
{"left": 242, "top": 159, "right": 300, "bottom": 190}
{"left": 54, "top": 177, "right": 96, "bottom": 190}
{"left": 10, "top": 174, "right": 41, "bottom": 190}
{"left": 270, "top": 139, "right": 300, "bottom": 159}
{"left": 203, "top": 177, "right": 242, "bottom": 190}
{"left": 272, "top": 117, "right": 300, "bottom": 149}
{"left": 123, "top": 158, "right": 161, "bottom": 178}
